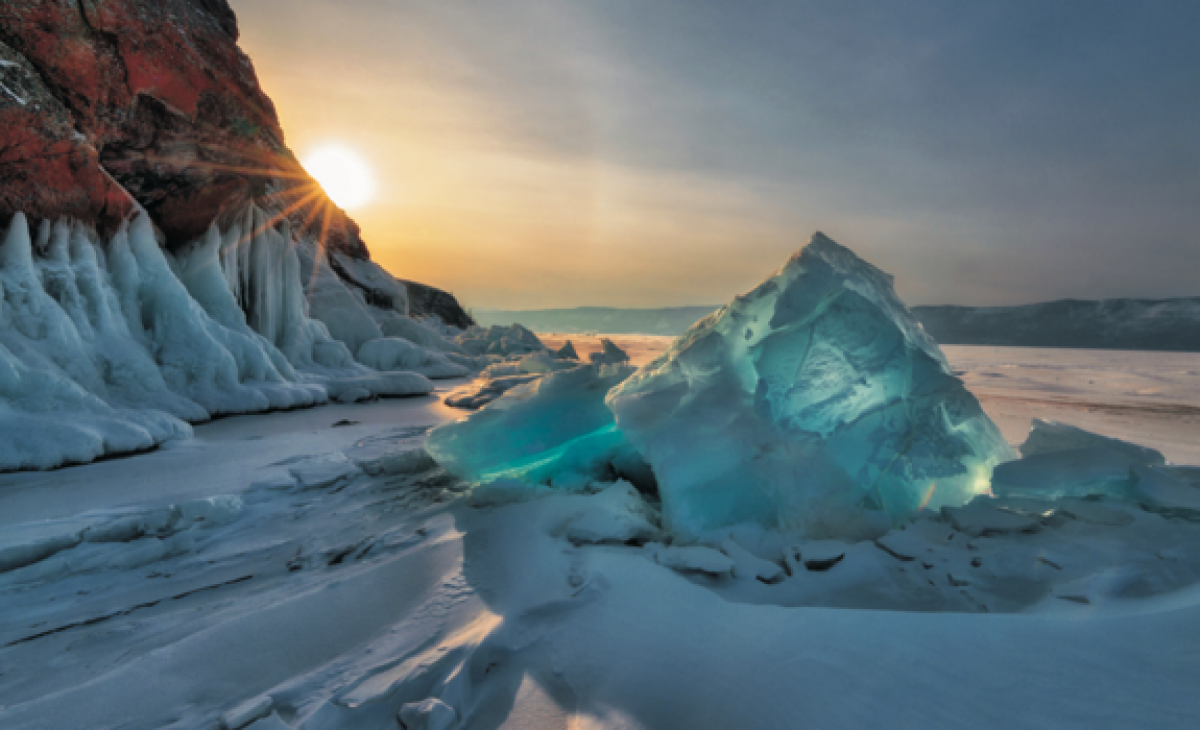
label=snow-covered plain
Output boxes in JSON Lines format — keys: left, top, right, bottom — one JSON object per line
{"left": 2, "top": 342, "right": 1200, "bottom": 729}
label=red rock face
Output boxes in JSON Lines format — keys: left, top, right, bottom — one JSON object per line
{"left": 0, "top": 0, "right": 366, "bottom": 257}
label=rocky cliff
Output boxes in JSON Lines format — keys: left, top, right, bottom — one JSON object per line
{"left": 0, "top": 0, "right": 470, "bottom": 324}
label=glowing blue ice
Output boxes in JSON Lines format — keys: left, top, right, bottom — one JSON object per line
{"left": 426, "top": 364, "right": 649, "bottom": 489}
{"left": 606, "top": 233, "right": 1015, "bottom": 540}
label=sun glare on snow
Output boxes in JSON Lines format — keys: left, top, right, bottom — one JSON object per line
{"left": 302, "top": 145, "right": 376, "bottom": 210}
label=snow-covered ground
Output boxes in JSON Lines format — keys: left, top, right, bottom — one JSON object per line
{"left": 3, "top": 345, "right": 1200, "bottom": 729}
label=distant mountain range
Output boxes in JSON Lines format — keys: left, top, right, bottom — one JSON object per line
{"left": 476, "top": 298, "right": 1200, "bottom": 352}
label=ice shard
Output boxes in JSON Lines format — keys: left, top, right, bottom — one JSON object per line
{"left": 606, "top": 233, "right": 1015, "bottom": 540}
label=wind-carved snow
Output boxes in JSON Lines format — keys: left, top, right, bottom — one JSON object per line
{"left": 0, "top": 204, "right": 476, "bottom": 471}
{"left": 608, "top": 233, "right": 1014, "bottom": 540}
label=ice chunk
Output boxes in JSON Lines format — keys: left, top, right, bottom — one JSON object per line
{"left": 398, "top": 698, "right": 457, "bottom": 730}
{"left": 290, "top": 454, "right": 359, "bottom": 490}
{"left": 563, "top": 481, "right": 662, "bottom": 545}
{"left": 589, "top": 338, "right": 630, "bottom": 365}
{"left": 655, "top": 545, "right": 735, "bottom": 576}
{"left": 554, "top": 340, "right": 579, "bottom": 360}
{"left": 991, "top": 448, "right": 1138, "bottom": 500}
{"left": 220, "top": 694, "right": 273, "bottom": 730}
{"left": 797, "top": 540, "right": 848, "bottom": 570}
{"left": 720, "top": 538, "right": 785, "bottom": 582}
{"left": 359, "top": 447, "right": 438, "bottom": 476}
{"left": 1020, "top": 418, "right": 1166, "bottom": 465}
{"left": 607, "top": 233, "right": 1014, "bottom": 540}
{"left": 427, "top": 364, "right": 647, "bottom": 489}
{"left": 456, "top": 323, "right": 544, "bottom": 357}
{"left": 942, "top": 498, "right": 1041, "bottom": 537}
{"left": 444, "top": 373, "right": 541, "bottom": 410}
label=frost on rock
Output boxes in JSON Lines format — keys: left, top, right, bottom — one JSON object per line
{"left": 427, "top": 364, "right": 651, "bottom": 489}
{"left": 606, "top": 233, "right": 1014, "bottom": 541}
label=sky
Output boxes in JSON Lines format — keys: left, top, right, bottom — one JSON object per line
{"left": 234, "top": 0, "right": 1199, "bottom": 310}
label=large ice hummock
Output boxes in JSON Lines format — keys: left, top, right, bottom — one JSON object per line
{"left": 606, "top": 233, "right": 1015, "bottom": 540}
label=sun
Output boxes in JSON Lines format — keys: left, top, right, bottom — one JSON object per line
{"left": 301, "top": 145, "right": 375, "bottom": 210}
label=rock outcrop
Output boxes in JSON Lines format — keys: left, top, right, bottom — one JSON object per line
{"left": 0, "top": 0, "right": 472, "bottom": 326}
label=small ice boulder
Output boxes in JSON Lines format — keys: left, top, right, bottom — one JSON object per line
{"left": 398, "top": 697, "right": 457, "bottom": 730}
{"left": 607, "top": 233, "right": 1013, "bottom": 541}
{"left": 1020, "top": 419, "right": 1166, "bottom": 465}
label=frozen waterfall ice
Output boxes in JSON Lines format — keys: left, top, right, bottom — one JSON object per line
{"left": 605, "top": 233, "right": 1015, "bottom": 540}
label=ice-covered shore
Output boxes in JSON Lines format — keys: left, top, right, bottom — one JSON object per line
{"left": 0, "top": 207, "right": 484, "bottom": 471}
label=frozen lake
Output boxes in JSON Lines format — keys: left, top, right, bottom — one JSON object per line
{"left": 3, "top": 341, "right": 1200, "bottom": 729}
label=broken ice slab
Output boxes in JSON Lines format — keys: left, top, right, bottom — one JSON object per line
{"left": 1020, "top": 418, "right": 1166, "bottom": 465}
{"left": 607, "top": 232, "right": 1014, "bottom": 541}
{"left": 427, "top": 364, "right": 651, "bottom": 489}
{"left": 991, "top": 448, "right": 1138, "bottom": 500}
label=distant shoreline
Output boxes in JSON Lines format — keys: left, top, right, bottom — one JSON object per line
{"left": 477, "top": 298, "right": 1200, "bottom": 352}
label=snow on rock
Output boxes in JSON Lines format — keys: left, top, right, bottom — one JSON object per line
{"left": 427, "top": 364, "right": 649, "bottom": 489}
{"left": 1020, "top": 418, "right": 1167, "bottom": 465}
{"left": 607, "top": 233, "right": 1014, "bottom": 541}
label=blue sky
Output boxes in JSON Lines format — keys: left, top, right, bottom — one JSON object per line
{"left": 238, "top": 0, "right": 1199, "bottom": 308}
